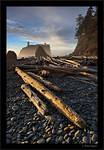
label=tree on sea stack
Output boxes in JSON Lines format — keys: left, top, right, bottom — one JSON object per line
{"left": 7, "top": 51, "right": 17, "bottom": 70}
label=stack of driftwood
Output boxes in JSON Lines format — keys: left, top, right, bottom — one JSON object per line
{"left": 17, "top": 57, "right": 97, "bottom": 84}
{"left": 15, "top": 57, "right": 97, "bottom": 129}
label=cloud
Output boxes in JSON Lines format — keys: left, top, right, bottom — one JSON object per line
{"left": 7, "top": 7, "right": 88, "bottom": 56}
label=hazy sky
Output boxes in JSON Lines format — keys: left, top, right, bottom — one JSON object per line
{"left": 7, "top": 7, "right": 89, "bottom": 56}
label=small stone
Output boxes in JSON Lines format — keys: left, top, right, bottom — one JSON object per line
{"left": 59, "top": 124, "right": 63, "bottom": 128}
{"left": 90, "top": 131, "right": 94, "bottom": 135}
{"left": 24, "top": 141, "right": 28, "bottom": 144}
{"left": 12, "top": 106, "right": 18, "bottom": 111}
{"left": 27, "top": 131, "right": 33, "bottom": 135}
{"left": 65, "top": 137, "right": 70, "bottom": 143}
{"left": 68, "top": 129, "right": 75, "bottom": 136}
{"left": 6, "top": 139, "right": 11, "bottom": 144}
{"left": 32, "top": 126, "right": 36, "bottom": 132}
{"left": 82, "top": 136, "right": 88, "bottom": 143}
{"left": 27, "top": 133, "right": 34, "bottom": 139}
{"left": 57, "top": 129, "right": 62, "bottom": 135}
{"left": 91, "top": 134, "right": 97, "bottom": 143}
{"left": 22, "top": 127, "right": 27, "bottom": 132}
{"left": 37, "top": 138, "right": 45, "bottom": 144}
{"left": 64, "top": 134, "right": 68, "bottom": 140}
{"left": 32, "top": 136, "right": 37, "bottom": 142}
{"left": 58, "top": 136, "right": 63, "bottom": 142}
{"left": 52, "top": 129, "right": 55, "bottom": 134}
{"left": 46, "top": 137, "right": 51, "bottom": 143}
{"left": 7, "top": 121, "right": 11, "bottom": 125}
{"left": 46, "top": 128, "right": 51, "bottom": 133}
{"left": 74, "top": 130, "right": 81, "bottom": 138}
{"left": 62, "top": 141, "right": 65, "bottom": 144}
{"left": 10, "top": 117, "right": 15, "bottom": 121}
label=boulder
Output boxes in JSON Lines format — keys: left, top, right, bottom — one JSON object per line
{"left": 7, "top": 51, "right": 17, "bottom": 70}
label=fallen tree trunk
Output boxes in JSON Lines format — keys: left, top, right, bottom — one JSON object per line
{"left": 27, "top": 72, "right": 63, "bottom": 92}
{"left": 21, "top": 84, "right": 48, "bottom": 116}
{"left": 78, "top": 66, "right": 97, "bottom": 74}
{"left": 43, "top": 57, "right": 59, "bottom": 66}
{"left": 36, "top": 66, "right": 97, "bottom": 81}
{"left": 37, "top": 66, "right": 77, "bottom": 75}
{"left": 79, "top": 72, "right": 97, "bottom": 82}
{"left": 16, "top": 67, "right": 86, "bottom": 129}
{"left": 16, "top": 65, "right": 36, "bottom": 69}
{"left": 61, "top": 59, "right": 81, "bottom": 67}
{"left": 52, "top": 58, "right": 79, "bottom": 68}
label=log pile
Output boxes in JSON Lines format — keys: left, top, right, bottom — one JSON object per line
{"left": 15, "top": 67, "right": 86, "bottom": 129}
{"left": 16, "top": 57, "right": 97, "bottom": 82}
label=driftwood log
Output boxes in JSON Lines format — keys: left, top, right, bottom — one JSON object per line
{"left": 27, "top": 72, "right": 63, "bottom": 92}
{"left": 61, "top": 59, "right": 81, "bottom": 67}
{"left": 43, "top": 57, "right": 59, "bottom": 66}
{"left": 16, "top": 67, "right": 86, "bottom": 129}
{"left": 38, "top": 66, "right": 97, "bottom": 81}
{"left": 52, "top": 58, "right": 79, "bottom": 68}
{"left": 38, "top": 66, "right": 77, "bottom": 75}
{"left": 78, "top": 67, "right": 97, "bottom": 74}
{"left": 21, "top": 84, "right": 48, "bottom": 116}
{"left": 79, "top": 72, "right": 97, "bottom": 82}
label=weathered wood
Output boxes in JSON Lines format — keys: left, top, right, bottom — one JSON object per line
{"left": 52, "top": 58, "right": 79, "bottom": 68}
{"left": 16, "top": 65, "right": 36, "bottom": 69}
{"left": 78, "top": 66, "right": 97, "bottom": 74}
{"left": 37, "top": 66, "right": 77, "bottom": 75}
{"left": 16, "top": 67, "right": 86, "bottom": 129}
{"left": 27, "top": 72, "right": 63, "bottom": 92}
{"left": 43, "top": 57, "right": 59, "bottom": 66}
{"left": 79, "top": 72, "right": 97, "bottom": 81}
{"left": 21, "top": 84, "right": 48, "bottom": 116}
{"left": 61, "top": 59, "right": 80, "bottom": 67}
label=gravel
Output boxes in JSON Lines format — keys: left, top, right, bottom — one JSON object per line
{"left": 6, "top": 68, "right": 98, "bottom": 145}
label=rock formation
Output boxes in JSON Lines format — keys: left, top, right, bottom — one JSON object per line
{"left": 6, "top": 51, "right": 17, "bottom": 69}
{"left": 73, "top": 7, "right": 97, "bottom": 56}
{"left": 18, "top": 42, "right": 51, "bottom": 58}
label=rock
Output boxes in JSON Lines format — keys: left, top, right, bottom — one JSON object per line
{"left": 68, "top": 129, "right": 75, "bottom": 136}
{"left": 64, "top": 134, "right": 68, "bottom": 140}
{"left": 12, "top": 106, "right": 18, "bottom": 111}
{"left": 74, "top": 130, "right": 81, "bottom": 139}
{"left": 37, "top": 138, "right": 45, "bottom": 144}
{"left": 32, "top": 126, "right": 36, "bottom": 132}
{"left": 24, "top": 141, "right": 28, "bottom": 144}
{"left": 6, "top": 139, "right": 11, "bottom": 144}
{"left": 31, "top": 136, "right": 37, "bottom": 142}
{"left": 58, "top": 136, "right": 63, "bottom": 142}
{"left": 59, "top": 124, "right": 63, "bottom": 128}
{"left": 91, "top": 134, "right": 97, "bottom": 143}
{"left": 7, "top": 51, "right": 17, "bottom": 69}
{"left": 7, "top": 121, "right": 11, "bottom": 125}
{"left": 26, "top": 131, "right": 33, "bottom": 135}
{"left": 82, "top": 136, "right": 88, "bottom": 144}
{"left": 51, "top": 129, "right": 55, "bottom": 134}
{"left": 46, "top": 137, "right": 51, "bottom": 143}
{"left": 65, "top": 137, "right": 70, "bottom": 143}
{"left": 27, "top": 133, "right": 34, "bottom": 139}
{"left": 45, "top": 127, "right": 51, "bottom": 133}
{"left": 10, "top": 117, "right": 15, "bottom": 121}
{"left": 57, "top": 129, "right": 63, "bottom": 135}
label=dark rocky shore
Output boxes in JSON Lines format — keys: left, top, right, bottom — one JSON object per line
{"left": 6, "top": 70, "right": 98, "bottom": 145}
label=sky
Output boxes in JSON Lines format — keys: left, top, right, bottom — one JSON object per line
{"left": 7, "top": 7, "right": 89, "bottom": 57}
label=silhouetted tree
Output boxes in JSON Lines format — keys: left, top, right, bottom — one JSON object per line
{"left": 75, "top": 7, "right": 97, "bottom": 39}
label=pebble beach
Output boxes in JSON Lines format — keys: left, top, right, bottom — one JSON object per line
{"left": 6, "top": 68, "right": 98, "bottom": 145}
